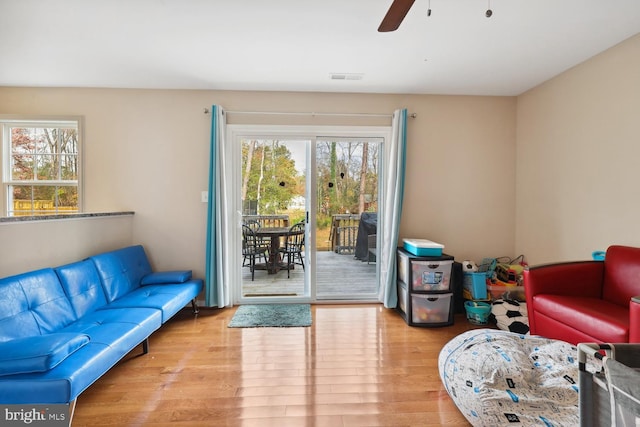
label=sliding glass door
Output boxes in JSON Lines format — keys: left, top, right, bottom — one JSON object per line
{"left": 314, "top": 138, "right": 381, "bottom": 300}
{"left": 239, "top": 138, "right": 309, "bottom": 300}
{"left": 229, "top": 125, "right": 389, "bottom": 304}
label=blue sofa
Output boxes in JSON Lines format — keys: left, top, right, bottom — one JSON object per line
{"left": 0, "top": 245, "right": 202, "bottom": 406}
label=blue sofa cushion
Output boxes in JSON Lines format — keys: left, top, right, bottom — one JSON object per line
{"left": 0, "top": 333, "right": 90, "bottom": 376}
{"left": 0, "top": 307, "right": 161, "bottom": 404}
{"left": 141, "top": 270, "right": 192, "bottom": 285}
{"left": 0, "top": 269, "right": 76, "bottom": 340}
{"left": 90, "top": 245, "right": 153, "bottom": 302}
{"left": 105, "top": 281, "right": 202, "bottom": 323}
{"left": 56, "top": 260, "right": 108, "bottom": 319}
{"left": 62, "top": 308, "right": 161, "bottom": 349}
{"left": 0, "top": 275, "right": 42, "bottom": 340}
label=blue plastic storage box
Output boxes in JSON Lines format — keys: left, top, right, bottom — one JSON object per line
{"left": 402, "top": 239, "right": 444, "bottom": 257}
{"left": 462, "top": 271, "right": 489, "bottom": 300}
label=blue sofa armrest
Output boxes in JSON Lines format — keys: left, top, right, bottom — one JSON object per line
{"left": 141, "top": 270, "right": 192, "bottom": 285}
{"left": 0, "top": 333, "right": 90, "bottom": 376}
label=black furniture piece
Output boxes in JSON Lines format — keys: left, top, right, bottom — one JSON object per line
{"left": 451, "top": 261, "right": 464, "bottom": 314}
{"left": 278, "top": 222, "right": 305, "bottom": 278}
{"left": 355, "top": 212, "right": 377, "bottom": 261}
{"left": 367, "top": 234, "right": 377, "bottom": 264}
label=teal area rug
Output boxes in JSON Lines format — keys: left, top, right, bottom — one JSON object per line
{"left": 228, "top": 304, "right": 312, "bottom": 328}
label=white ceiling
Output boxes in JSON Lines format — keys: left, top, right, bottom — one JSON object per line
{"left": 1, "top": 0, "right": 639, "bottom": 96}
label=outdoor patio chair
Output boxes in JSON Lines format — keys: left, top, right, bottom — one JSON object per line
{"left": 244, "top": 219, "right": 270, "bottom": 253}
{"left": 279, "top": 221, "right": 305, "bottom": 278}
{"left": 242, "top": 224, "right": 268, "bottom": 281}
{"left": 367, "top": 234, "right": 377, "bottom": 264}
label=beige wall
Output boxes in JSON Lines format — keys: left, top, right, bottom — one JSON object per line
{"left": 401, "top": 95, "right": 516, "bottom": 262}
{"left": 0, "top": 215, "right": 133, "bottom": 276}
{"left": 516, "top": 33, "right": 640, "bottom": 264}
{"left": 0, "top": 89, "right": 517, "bottom": 277}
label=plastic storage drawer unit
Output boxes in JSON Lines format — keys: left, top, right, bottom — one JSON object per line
{"left": 397, "top": 248, "right": 454, "bottom": 286}
{"left": 396, "top": 248, "right": 456, "bottom": 327}
{"left": 397, "top": 281, "right": 408, "bottom": 315}
{"left": 410, "top": 293, "right": 454, "bottom": 326}
{"left": 410, "top": 259, "right": 453, "bottom": 292}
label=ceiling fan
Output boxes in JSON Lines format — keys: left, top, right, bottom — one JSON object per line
{"left": 378, "top": 0, "right": 494, "bottom": 31}
{"left": 378, "top": 0, "right": 416, "bottom": 32}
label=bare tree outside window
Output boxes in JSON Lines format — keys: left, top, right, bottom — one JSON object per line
{"left": 3, "top": 120, "right": 80, "bottom": 216}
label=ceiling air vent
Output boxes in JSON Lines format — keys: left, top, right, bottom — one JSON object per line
{"left": 330, "top": 73, "right": 364, "bottom": 81}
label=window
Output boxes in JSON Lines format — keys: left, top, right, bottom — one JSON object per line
{"left": 1, "top": 118, "right": 82, "bottom": 216}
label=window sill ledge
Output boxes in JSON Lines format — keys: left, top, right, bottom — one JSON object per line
{"left": 0, "top": 211, "right": 135, "bottom": 223}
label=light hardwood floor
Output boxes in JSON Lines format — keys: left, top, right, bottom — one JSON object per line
{"left": 72, "top": 304, "right": 481, "bottom": 426}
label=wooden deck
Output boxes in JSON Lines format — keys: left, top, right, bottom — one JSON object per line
{"left": 242, "top": 250, "right": 377, "bottom": 300}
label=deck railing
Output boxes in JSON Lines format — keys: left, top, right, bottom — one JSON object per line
{"left": 329, "top": 214, "right": 360, "bottom": 254}
{"left": 242, "top": 214, "right": 290, "bottom": 228}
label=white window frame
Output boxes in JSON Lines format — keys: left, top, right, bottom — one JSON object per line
{"left": 227, "top": 124, "right": 390, "bottom": 304}
{"left": 0, "top": 116, "right": 84, "bottom": 217}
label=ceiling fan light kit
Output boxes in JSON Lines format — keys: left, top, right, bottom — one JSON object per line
{"left": 379, "top": 0, "right": 494, "bottom": 32}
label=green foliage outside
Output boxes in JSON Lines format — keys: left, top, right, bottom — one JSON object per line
{"left": 242, "top": 139, "right": 379, "bottom": 252}
{"left": 242, "top": 139, "right": 379, "bottom": 249}
{"left": 241, "top": 140, "right": 300, "bottom": 214}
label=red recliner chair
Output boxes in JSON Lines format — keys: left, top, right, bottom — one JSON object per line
{"left": 524, "top": 245, "right": 640, "bottom": 345}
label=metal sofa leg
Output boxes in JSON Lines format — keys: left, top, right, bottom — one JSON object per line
{"left": 191, "top": 298, "right": 200, "bottom": 315}
{"left": 67, "top": 399, "right": 77, "bottom": 427}
{"left": 69, "top": 397, "right": 78, "bottom": 427}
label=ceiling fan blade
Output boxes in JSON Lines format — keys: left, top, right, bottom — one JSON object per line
{"left": 378, "top": 0, "right": 416, "bottom": 32}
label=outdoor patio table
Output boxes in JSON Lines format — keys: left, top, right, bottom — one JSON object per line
{"left": 253, "top": 226, "right": 302, "bottom": 274}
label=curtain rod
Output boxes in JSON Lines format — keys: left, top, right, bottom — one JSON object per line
{"left": 203, "top": 108, "right": 416, "bottom": 119}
